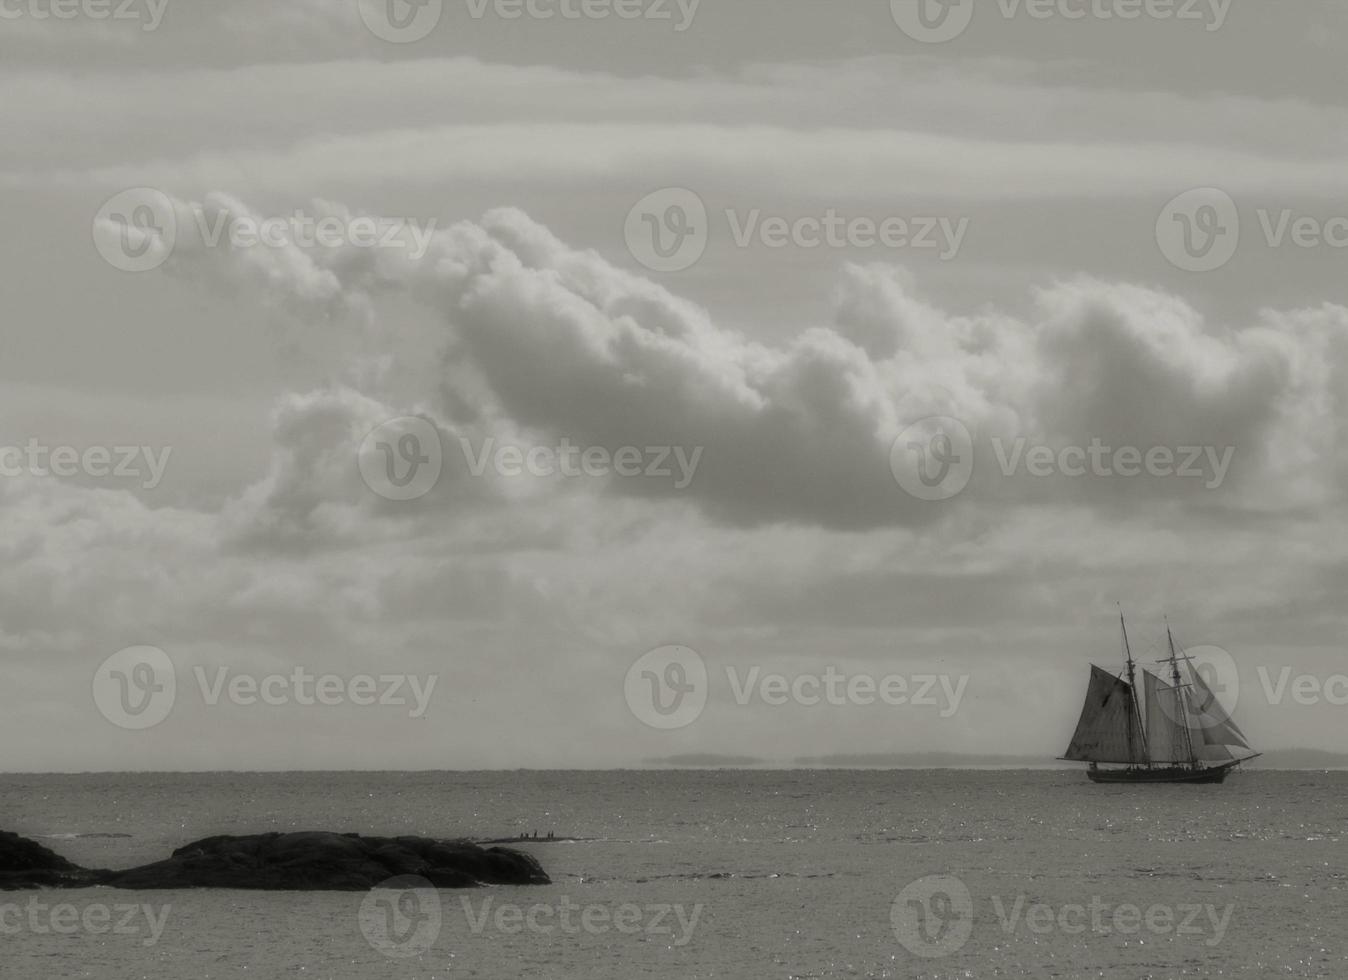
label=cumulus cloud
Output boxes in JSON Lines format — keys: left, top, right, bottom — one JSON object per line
{"left": 19, "top": 197, "right": 1348, "bottom": 630}
{"left": 141, "top": 197, "right": 1348, "bottom": 531}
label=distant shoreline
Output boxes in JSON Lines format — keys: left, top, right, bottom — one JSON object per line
{"left": 2, "top": 761, "right": 1346, "bottom": 776}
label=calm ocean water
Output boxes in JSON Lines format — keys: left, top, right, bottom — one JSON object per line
{"left": 2, "top": 769, "right": 1344, "bottom": 979}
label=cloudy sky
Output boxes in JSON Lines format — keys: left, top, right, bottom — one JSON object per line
{"left": 3, "top": 0, "right": 1347, "bottom": 770}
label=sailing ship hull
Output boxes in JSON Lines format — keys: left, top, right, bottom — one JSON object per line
{"left": 1086, "top": 760, "right": 1241, "bottom": 784}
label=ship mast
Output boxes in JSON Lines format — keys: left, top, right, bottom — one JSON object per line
{"left": 1119, "top": 608, "right": 1146, "bottom": 768}
{"left": 1165, "top": 621, "right": 1199, "bottom": 768}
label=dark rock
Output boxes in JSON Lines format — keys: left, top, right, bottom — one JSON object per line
{"left": 0, "top": 830, "right": 549, "bottom": 891}
{"left": 107, "top": 832, "right": 550, "bottom": 891}
{"left": 0, "top": 831, "right": 113, "bottom": 890}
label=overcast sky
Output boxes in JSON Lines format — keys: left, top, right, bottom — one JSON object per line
{"left": 3, "top": 0, "right": 1347, "bottom": 770}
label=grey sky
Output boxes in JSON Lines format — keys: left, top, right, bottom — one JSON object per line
{"left": 2, "top": 0, "right": 1346, "bottom": 770}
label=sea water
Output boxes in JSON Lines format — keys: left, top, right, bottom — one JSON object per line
{"left": 2, "top": 769, "right": 1344, "bottom": 979}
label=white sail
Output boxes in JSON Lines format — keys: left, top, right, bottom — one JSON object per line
{"left": 1183, "top": 659, "right": 1252, "bottom": 752}
{"left": 1142, "top": 670, "right": 1189, "bottom": 764}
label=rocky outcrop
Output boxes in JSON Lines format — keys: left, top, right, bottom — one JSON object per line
{"left": 0, "top": 831, "right": 112, "bottom": 889}
{"left": 0, "top": 830, "right": 549, "bottom": 891}
{"left": 109, "top": 832, "right": 550, "bottom": 890}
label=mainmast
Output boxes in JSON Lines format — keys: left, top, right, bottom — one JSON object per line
{"left": 1165, "top": 621, "right": 1199, "bottom": 768}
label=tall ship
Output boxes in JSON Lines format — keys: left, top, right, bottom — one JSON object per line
{"left": 1062, "top": 612, "right": 1259, "bottom": 784}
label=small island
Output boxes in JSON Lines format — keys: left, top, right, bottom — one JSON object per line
{"left": 0, "top": 829, "right": 549, "bottom": 891}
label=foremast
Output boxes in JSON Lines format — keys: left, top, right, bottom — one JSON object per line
{"left": 1060, "top": 610, "right": 1150, "bottom": 768}
{"left": 1119, "top": 608, "right": 1149, "bottom": 769}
